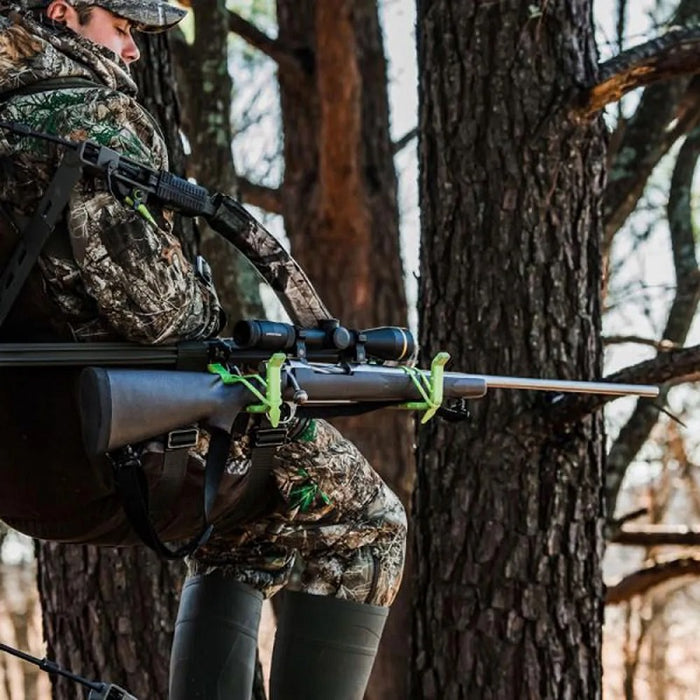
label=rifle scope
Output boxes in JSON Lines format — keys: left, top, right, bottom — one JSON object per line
{"left": 233, "top": 320, "right": 415, "bottom": 362}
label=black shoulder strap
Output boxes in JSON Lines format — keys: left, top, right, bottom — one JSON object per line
{"left": 106, "top": 420, "right": 287, "bottom": 560}
{"left": 0, "top": 147, "right": 83, "bottom": 326}
{"left": 0, "top": 77, "right": 106, "bottom": 327}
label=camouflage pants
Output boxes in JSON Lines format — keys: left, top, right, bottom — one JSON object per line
{"left": 186, "top": 419, "right": 407, "bottom": 607}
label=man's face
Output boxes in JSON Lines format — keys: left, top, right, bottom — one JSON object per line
{"left": 46, "top": 1, "right": 140, "bottom": 65}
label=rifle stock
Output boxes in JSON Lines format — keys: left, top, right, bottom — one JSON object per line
{"left": 78, "top": 364, "right": 489, "bottom": 456}
{"left": 79, "top": 368, "right": 250, "bottom": 456}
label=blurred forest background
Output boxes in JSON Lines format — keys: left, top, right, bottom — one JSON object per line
{"left": 1, "top": 0, "right": 699, "bottom": 698}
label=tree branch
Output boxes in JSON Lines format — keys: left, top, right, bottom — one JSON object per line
{"left": 392, "top": 127, "right": 417, "bottom": 155}
{"left": 601, "top": 0, "right": 700, "bottom": 251}
{"left": 549, "top": 343, "right": 700, "bottom": 428}
{"left": 603, "top": 334, "right": 680, "bottom": 351}
{"left": 579, "top": 25, "right": 700, "bottom": 118}
{"left": 603, "top": 124, "right": 700, "bottom": 514}
{"left": 605, "top": 557, "right": 700, "bottom": 604}
{"left": 610, "top": 524, "right": 700, "bottom": 547}
{"left": 227, "top": 10, "right": 312, "bottom": 80}
{"left": 237, "top": 177, "right": 283, "bottom": 215}
{"left": 603, "top": 75, "right": 700, "bottom": 254}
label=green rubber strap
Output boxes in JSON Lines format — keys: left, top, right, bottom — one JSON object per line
{"left": 399, "top": 351, "right": 450, "bottom": 423}
{"left": 257, "top": 353, "right": 284, "bottom": 426}
{"left": 124, "top": 189, "right": 158, "bottom": 227}
{"left": 208, "top": 352, "right": 285, "bottom": 427}
{"left": 422, "top": 352, "right": 449, "bottom": 422}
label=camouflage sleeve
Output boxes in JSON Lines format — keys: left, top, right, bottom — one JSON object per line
{"left": 62, "top": 89, "right": 223, "bottom": 343}
{"left": 66, "top": 188, "right": 223, "bottom": 343}
{"left": 5, "top": 86, "right": 224, "bottom": 344}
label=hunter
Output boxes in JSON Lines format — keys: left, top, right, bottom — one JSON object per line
{"left": 0, "top": 1, "right": 407, "bottom": 697}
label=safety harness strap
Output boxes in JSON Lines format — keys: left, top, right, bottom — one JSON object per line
{"left": 0, "top": 77, "right": 105, "bottom": 326}
{"left": 0, "top": 148, "right": 83, "bottom": 326}
{"left": 108, "top": 421, "right": 287, "bottom": 559}
{"left": 108, "top": 444, "right": 211, "bottom": 559}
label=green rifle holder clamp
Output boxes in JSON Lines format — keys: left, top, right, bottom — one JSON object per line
{"left": 208, "top": 352, "right": 285, "bottom": 427}
{"left": 399, "top": 351, "right": 450, "bottom": 423}
{"left": 124, "top": 188, "right": 158, "bottom": 227}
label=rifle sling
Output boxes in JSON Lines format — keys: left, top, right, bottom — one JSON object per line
{"left": 108, "top": 443, "right": 211, "bottom": 560}
{"left": 226, "top": 424, "right": 287, "bottom": 526}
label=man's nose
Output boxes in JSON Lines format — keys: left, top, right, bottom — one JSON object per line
{"left": 122, "top": 36, "right": 140, "bottom": 64}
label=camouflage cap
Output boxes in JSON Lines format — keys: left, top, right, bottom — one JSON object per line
{"left": 18, "top": 0, "right": 187, "bottom": 32}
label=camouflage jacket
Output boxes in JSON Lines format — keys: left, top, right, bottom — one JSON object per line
{"left": 0, "top": 11, "right": 223, "bottom": 343}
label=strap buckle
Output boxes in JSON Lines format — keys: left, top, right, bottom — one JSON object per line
{"left": 252, "top": 427, "right": 288, "bottom": 449}
{"left": 167, "top": 427, "right": 199, "bottom": 450}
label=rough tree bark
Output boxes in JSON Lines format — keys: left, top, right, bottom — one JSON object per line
{"left": 35, "top": 33, "right": 189, "bottom": 700}
{"left": 273, "top": 1, "right": 412, "bottom": 696}
{"left": 412, "top": 1, "right": 606, "bottom": 697}
{"left": 173, "top": 0, "right": 265, "bottom": 328}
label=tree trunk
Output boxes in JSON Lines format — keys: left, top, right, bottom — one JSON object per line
{"left": 412, "top": 1, "right": 606, "bottom": 698}
{"left": 37, "top": 545, "right": 183, "bottom": 698}
{"left": 36, "top": 33, "right": 190, "bottom": 700}
{"left": 173, "top": 0, "right": 265, "bottom": 328}
{"left": 276, "top": 1, "right": 412, "bottom": 697}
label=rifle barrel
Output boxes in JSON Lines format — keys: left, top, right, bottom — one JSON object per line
{"left": 471, "top": 374, "right": 659, "bottom": 398}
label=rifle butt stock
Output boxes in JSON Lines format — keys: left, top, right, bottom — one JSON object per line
{"left": 79, "top": 368, "right": 249, "bottom": 456}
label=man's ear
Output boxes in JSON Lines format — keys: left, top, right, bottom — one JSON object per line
{"left": 45, "top": 0, "right": 77, "bottom": 24}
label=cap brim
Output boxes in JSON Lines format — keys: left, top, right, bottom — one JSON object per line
{"left": 105, "top": 1, "right": 187, "bottom": 32}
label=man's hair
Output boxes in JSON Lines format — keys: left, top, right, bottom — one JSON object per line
{"left": 72, "top": 2, "right": 93, "bottom": 24}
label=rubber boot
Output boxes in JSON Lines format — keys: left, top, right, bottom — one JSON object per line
{"left": 169, "top": 572, "right": 263, "bottom": 700}
{"left": 269, "top": 590, "right": 389, "bottom": 700}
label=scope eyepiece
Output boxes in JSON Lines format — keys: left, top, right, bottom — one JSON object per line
{"left": 358, "top": 327, "right": 415, "bottom": 361}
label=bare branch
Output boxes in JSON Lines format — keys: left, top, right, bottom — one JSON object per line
{"left": 610, "top": 524, "right": 700, "bottom": 547}
{"left": 601, "top": 0, "right": 700, "bottom": 248}
{"left": 613, "top": 507, "right": 649, "bottom": 528}
{"left": 603, "top": 335, "right": 680, "bottom": 350}
{"left": 237, "top": 178, "right": 283, "bottom": 215}
{"left": 603, "top": 125, "right": 700, "bottom": 514}
{"left": 578, "top": 26, "right": 700, "bottom": 117}
{"left": 609, "top": 345, "right": 700, "bottom": 387}
{"left": 392, "top": 127, "right": 417, "bottom": 155}
{"left": 605, "top": 557, "right": 700, "bottom": 604}
{"left": 227, "top": 10, "right": 312, "bottom": 81}
{"left": 603, "top": 75, "right": 700, "bottom": 254}
{"left": 549, "top": 343, "right": 700, "bottom": 428}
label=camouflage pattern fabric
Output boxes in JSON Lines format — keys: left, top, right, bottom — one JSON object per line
{"left": 8, "top": 0, "right": 186, "bottom": 31}
{"left": 189, "top": 420, "right": 407, "bottom": 606}
{"left": 208, "top": 195, "right": 332, "bottom": 327}
{"left": 0, "top": 12, "right": 407, "bottom": 606}
{"left": 0, "top": 12, "right": 223, "bottom": 342}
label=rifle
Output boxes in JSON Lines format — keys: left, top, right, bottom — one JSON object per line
{"left": 71, "top": 319, "right": 659, "bottom": 458}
